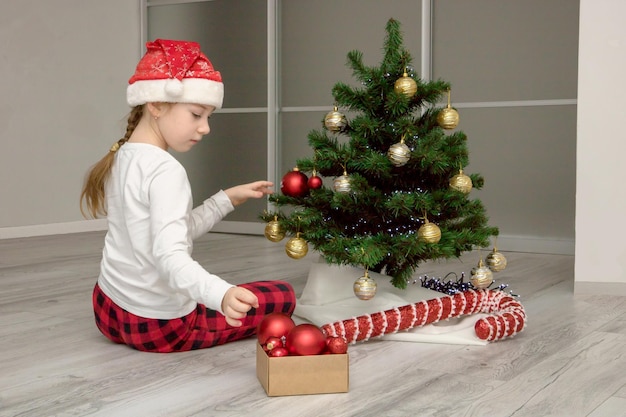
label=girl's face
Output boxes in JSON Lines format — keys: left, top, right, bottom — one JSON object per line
{"left": 155, "top": 103, "right": 215, "bottom": 152}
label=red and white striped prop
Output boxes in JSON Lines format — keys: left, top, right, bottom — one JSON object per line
{"left": 320, "top": 289, "right": 526, "bottom": 343}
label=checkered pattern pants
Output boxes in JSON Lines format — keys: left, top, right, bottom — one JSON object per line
{"left": 92, "top": 281, "right": 296, "bottom": 353}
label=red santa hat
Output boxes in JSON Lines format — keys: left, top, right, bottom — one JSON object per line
{"left": 127, "top": 39, "right": 223, "bottom": 108}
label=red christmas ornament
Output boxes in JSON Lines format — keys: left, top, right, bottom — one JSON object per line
{"left": 281, "top": 167, "right": 309, "bottom": 197}
{"left": 307, "top": 174, "right": 323, "bottom": 190}
{"left": 285, "top": 323, "right": 327, "bottom": 356}
{"left": 264, "top": 336, "right": 283, "bottom": 351}
{"left": 268, "top": 346, "right": 289, "bottom": 357}
{"left": 257, "top": 312, "right": 296, "bottom": 345}
{"left": 326, "top": 336, "right": 348, "bottom": 354}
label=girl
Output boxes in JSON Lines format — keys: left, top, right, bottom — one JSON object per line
{"left": 80, "top": 39, "right": 296, "bottom": 353}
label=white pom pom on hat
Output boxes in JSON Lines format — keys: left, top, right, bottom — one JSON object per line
{"left": 126, "top": 39, "right": 224, "bottom": 108}
{"left": 164, "top": 79, "right": 185, "bottom": 97}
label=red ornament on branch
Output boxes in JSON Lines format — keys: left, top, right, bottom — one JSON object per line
{"left": 281, "top": 167, "right": 309, "bottom": 197}
{"left": 307, "top": 170, "right": 323, "bottom": 190}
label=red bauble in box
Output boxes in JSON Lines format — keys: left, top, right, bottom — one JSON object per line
{"left": 326, "top": 336, "right": 348, "bottom": 354}
{"left": 264, "top": 336, "right": 283, "bottom": 351}
{"left": 281, "top": 167, "right": 309, "bottom": 197}
{"left": 268, "top": 346, "right": 289, "bottom": 357}
{"left": 257, "top": 312, "right": 296, "bottom": 345}
{"left": 285, "top": 323, "right": 327, "bottom": 356}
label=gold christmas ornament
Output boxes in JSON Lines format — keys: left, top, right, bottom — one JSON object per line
{"left": 285, "top": 232, "right": 308, "bottom": 259}
{"left": 394, "top": 70, "right": 417, "bottom": 98}
{"left": 353, "top": 270, "right": 377, "bottom": 300}
{"left": 437, "top": 107, "right": 460, "bottom": 130}
{"left": 264, "top": 216, "right": 285, "bottom": 242}
{"left": 471, "top": 259, "right": 494, "bottom": 289}
{"left": 486, "top": 247, "right": 508, "bottom": 272}
{"left": 437, "top": 90, "right": 460, "bottom": 129}
{"left": 333, "top": 169, "right": 351, "bottom": 193}
{"left": 387, "top": 136, "right": 411, "bottom": 167}
{"left": 449, "top": 169, "right": 473, "bottom": 194}
{"left": 324, "top": 106, "right": 347, "bottom": 133}
{"left": 417, "top": 218, "right": 441, "bottom": 243}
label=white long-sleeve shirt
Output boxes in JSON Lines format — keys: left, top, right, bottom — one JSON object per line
{"left": 97, "top": 142, "right": 235, "bottom": 319}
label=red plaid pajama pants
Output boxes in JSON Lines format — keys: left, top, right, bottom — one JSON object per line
{"left": 92, "top": 281, "right": 296, "bottom": 353}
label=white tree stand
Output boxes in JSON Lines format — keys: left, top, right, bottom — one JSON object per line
{"left": 294, "top": 256, "right": 489, "bottom": 345}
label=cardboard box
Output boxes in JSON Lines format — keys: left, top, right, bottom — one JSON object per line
{"left": 256, "top": 343, "right": 349, "bottom": 396}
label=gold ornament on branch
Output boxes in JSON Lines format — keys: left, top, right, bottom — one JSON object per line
{"left": 417, "top": 217, "right": 441, "bottom": 244}
{"left": 333, "top": 166, "right": 352, "bottom": 193}
{"left": 471, "top": 258, "right": 493, "bottom": 289}
{"left": 394, "top": 69, "right": 417, "bottom": 98}
{"left": 437, "top": 89, "right": 460, "bottom": 130}
{"left": 353, "top": 269, "right": 377, "bottom": 300}
{"left": 486, "top": 246, "right": 508, "bottom": 272}
{"left": 324, "top": 106, "right": 347, "bottom": 133}
{"left": 387, "top": 135, "right": 411, "bottom": 167}
{"left": 285, "top": 232, "right": 308, "bottom": 259}
{"left": 264, "top": 215, "right": 285, "bottom": 242}
{"left": 449, "top": 168, "right": 473, "bottom": 194}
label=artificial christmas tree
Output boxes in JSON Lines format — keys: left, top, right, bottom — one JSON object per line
{"left": 261, "top": 18, "right": 499, "bottom": 294}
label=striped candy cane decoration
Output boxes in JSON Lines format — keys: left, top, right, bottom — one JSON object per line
{"left": 320, "top": 289, "right": 526, "bottom": 343}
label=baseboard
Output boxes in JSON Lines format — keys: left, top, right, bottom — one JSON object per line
{"left": 574, "top": 281, "right": 626, "bottom": 296}
{"left": 495, "top": 234, "right": 574, "bottom": 255}
{"left": 210, "top": 221, "right": 265, "bottom": 235}
{"left": 0, "top": 219, "right": 108, "bottom": 239}
{"left": 0, "top": 221, "right": 574, "bottom": 256}
{"left": 0, "top": 219, "right": 264, "bottom": 240}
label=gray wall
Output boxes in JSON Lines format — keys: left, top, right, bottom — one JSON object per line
{"left": 0, "top": 0, "right": 140, "bottom": 234}
{"left": 432, "top": 0, "right": 578, "bottom": 253}
{"left": 0, "top": 0, "right": 578, "bottom": 257}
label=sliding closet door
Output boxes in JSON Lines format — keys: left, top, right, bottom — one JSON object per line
{"left": 432, "top": 0, "right": 578, "bottom": 251}
{"left": 148, "top": 0, "right": 268, "bottom": 223}
{"left": 279, "top": 1, "right": 423, "bottom": 181}
{"left": 145, "top": 0, "right": 578, "bottom": 250}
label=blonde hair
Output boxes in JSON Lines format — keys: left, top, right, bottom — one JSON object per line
{"left": 80, "top": 106, "right": 144, "bottom": 218}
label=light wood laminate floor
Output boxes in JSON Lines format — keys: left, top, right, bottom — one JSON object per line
{"left": 1, "top": 231, "right": 625, "bottom": 417}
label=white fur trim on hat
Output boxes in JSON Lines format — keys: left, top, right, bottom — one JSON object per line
{"left": 127, "top": 78, "right": 224, "bottom": 108}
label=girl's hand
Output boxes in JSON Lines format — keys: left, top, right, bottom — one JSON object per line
{"left": 221, "top": 286, "right": 259, "bottom": 327}
{"left": 224, "top": 181, "right": 273, "bottom": 207}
